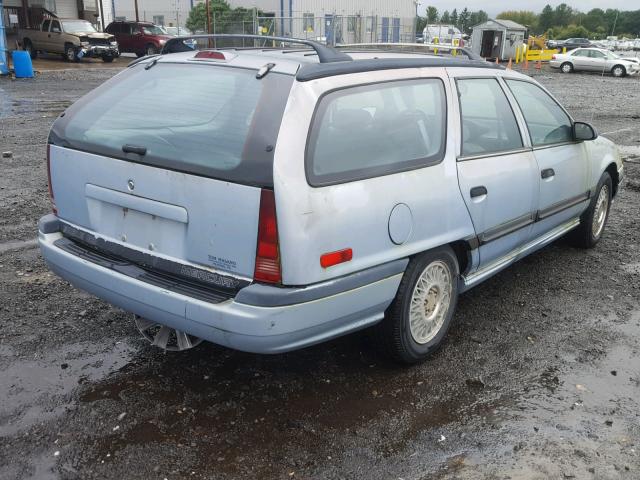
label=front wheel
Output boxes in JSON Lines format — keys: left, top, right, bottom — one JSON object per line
{"left": 101, "top": 55, "right": 115, "bottom": 63}
{"left": 560, "top": 62, "right": 573, "bottom": 73}
{"left": 611, "top": 65, "right": 626, "bottom": 77}
{"left": 65, "top": 44, "right": 79, "bottom": 62}
{"left": 570, "top": 172, "right": 612, "bottom": 248}
{"left": 372, "top": 246, "right": 459, "bottom": 364}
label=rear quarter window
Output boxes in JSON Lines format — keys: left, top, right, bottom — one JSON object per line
{"left": 50, "top": 63, "right": 293, "bottom": 187}
{"left": 306, "top": 79, "right": 447, "bottom": 187}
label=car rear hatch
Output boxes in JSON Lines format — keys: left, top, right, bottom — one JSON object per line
{"left": 47, "top": 60, "right": 293, "bottom": 288}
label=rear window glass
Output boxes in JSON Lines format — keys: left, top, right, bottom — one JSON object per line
{"left": 51, "top": 63, "right": 293, "bottom": 186}
{"left": 306, "top": 79, "right": 446, "bottom": 186}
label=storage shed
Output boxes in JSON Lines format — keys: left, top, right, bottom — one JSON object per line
{"left": 470, "top": 19, "right": 526, "bottom": 61}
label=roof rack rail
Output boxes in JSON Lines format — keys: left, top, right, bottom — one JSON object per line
{"left": 161, "top": 34, "right": 352, "bottom": 63}
{"left": 336, "top": 42, "right": 483, "bottom": 61}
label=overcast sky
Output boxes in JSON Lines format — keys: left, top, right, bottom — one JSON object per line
{"left": 418, "top": 1, "right": 632, "bottom": 17}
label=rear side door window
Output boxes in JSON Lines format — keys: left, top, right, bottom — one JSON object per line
{"left": 306, "top": 79, "right": 447, "bottom": 186}
{"left": 505, "top": 80, "right": 573, "bottom": 146}
{"left": 456, "top": 78, "right": 523, "bottom": 157}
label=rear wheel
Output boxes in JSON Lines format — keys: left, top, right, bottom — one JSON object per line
{"left": 611, "top": 64, "right": 626, "bottom": 77}
{"left": 372, "top": 246, "right": 459, "bottom": 364}
{"left": 560, "top": 62, "right": 573, "bottom": 73}
{"left": 23, "top": 39, "right": 37, "bottom": 59}
{"left": 101, "top": 55, "right": 115, "bottom": 63}
{"left": 145, "top": 44, "right": 158, "bottom": 56}
{"left": 570, "top": 172, "right": 612, "bottom": 248}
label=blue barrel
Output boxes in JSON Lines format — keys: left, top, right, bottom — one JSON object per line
{"left": 12, "top": 50, "right": 34, "bottom": 78}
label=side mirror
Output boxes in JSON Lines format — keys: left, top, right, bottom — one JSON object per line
{"left": 573, "top": 121, "right": 598, "bottom": 141}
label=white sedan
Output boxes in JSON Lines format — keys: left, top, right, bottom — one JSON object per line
{"left": 550, "top": 47, "right": 640, "bottom": 77}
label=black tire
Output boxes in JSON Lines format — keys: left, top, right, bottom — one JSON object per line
{"left": 372, "top": 246, "right": 459, "bottom": 364}
{"left": 23, "top": 39, "right": 37, "bottom": 59}
{"left": 64, "top": 44, "right": 79, "bottom": 62}
{"left": 560, "top": 62, "right": 573, "bottom": 73}
{"left": 145, "top": 44, "right": 158, "bottom": 56}
{"left": 570, "top": 172, "right": 613, "bottom": 249}
{"left": 101, "top": 55, "right": 115, "bottom": 63}
{"left": 135, "top": 52, "right": 145, "bottom": 58}
{"left": 611, "top": 64, "right": 626, "bottom": 77}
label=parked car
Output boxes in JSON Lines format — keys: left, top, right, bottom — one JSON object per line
{"left": 162, "top": 26, "right": 197, "bottom": 49}
{"left": 550, "top": 47, "right": 640, "bottom": 77}
{"left": 19, "top": 18, "right": 119, "bottom": 62}
{"left": 105, "top": 21, "right": 172, "bottom": 57}
{"left": 163, "top": 26, "right": 192, "bottom": 36}
{"left": 558, "top": 38, "right": 592, "bottom": 50}
{"left": 39, "top": 37, "right": 623, "bottom": 363}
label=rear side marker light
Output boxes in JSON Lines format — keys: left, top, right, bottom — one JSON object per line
{"left": 320, "top": 248, "right": 353, "bottom": 269}
{"left": 254, "top": 189, "right": 282, "bottom": 284}
{"left": 46, "top": 144, "right": 58, "bottom": 215}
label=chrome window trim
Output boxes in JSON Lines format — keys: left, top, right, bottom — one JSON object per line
{"left": 456, "top": 147, "right": 532, "bottom": 162}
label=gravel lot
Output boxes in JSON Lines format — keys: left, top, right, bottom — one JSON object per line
{"left": 1, "top": 64, "right": 639, "bottom": 480}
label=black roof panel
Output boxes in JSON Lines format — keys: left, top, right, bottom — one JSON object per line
{"left": 296, "top": 57, "right": 504, "bottom": 82}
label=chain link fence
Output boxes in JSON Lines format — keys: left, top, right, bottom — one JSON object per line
{"left": 108, "top": 10, "right": 416, "bottom": 46}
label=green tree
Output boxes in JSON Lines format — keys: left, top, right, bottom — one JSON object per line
{"left": 497, "top": 10, "right": 538, "bottom": 31}
{"left": 185, "top": 0, "right": 256, "bottom": 33}
{"left": 451, "top": 8, "right": 458, "bottom": 27}
{"left": 416, "top": 15, "right": 428, "bottom": 34}
{"left": 553, "top": 3, "right": 574, "bottom": 27}
{"left": 458, "top": 8, "right": 470, "bottom": 32}
{"left": 538, "top": 4, "right": 555, "bottom": 32}
{"left": 583, "top": 8, "right": 605, "bottom": 32}
{"left": 440, "top": 10, "right": 450, "bottom": 24}
{"left": 426, "top": 6, "right": 439, "bottom": 24}
{"left": 467, "top": 10, "right": 488, "bottom": 32}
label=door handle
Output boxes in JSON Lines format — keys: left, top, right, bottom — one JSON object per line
{"left": 470, "top": 186, "right": 488, "bottom": 198}
{"left": 541, "top": 168, "right": 555, "bottom": 179}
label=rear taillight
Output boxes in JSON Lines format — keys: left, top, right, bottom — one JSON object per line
{"left": 46, "top": 144, "right": 57, "bottom": 215}
{"left": 552, "top": 54, "right": 556, "bottom": 60}
{"left": 254, "top": 189, "right": 281, "bottom": 284}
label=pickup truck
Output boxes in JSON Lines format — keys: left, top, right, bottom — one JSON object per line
{"left": 20, "top": 18, "right": 119, "bottom": 62}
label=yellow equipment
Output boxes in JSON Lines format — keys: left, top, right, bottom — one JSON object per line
{"left": 527, "top": 34, "right": 547, "bottom": 50}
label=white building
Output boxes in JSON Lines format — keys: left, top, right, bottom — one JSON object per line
{"left": 108, "top": 0, "right": 194, "bottom": 28}
{"left": 2, "top": 0, "right": 101, "bottom": 30}
{"left": 227, "top": 0, "right": 417, "bottom": 43}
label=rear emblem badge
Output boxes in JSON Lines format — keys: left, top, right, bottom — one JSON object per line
{"left": 127, "top": 179, "right": 135, "bottom": 191}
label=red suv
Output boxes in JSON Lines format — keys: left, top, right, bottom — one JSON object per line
{"left": 105, "top": 21, "right": 172, "bottom": 57}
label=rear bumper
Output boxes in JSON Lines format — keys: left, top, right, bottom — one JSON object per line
{"left": 38, "top": 217, "right": 404, "bottom": 353}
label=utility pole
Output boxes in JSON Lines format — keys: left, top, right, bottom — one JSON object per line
{"left": 134, "top": 0, "right": 139, "bottom": 23}
{"left": 206, "top": 0, "right": 211, "bottom": 33}
{"left": 98, "top": 0, "right": 105, "bottom": 31}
